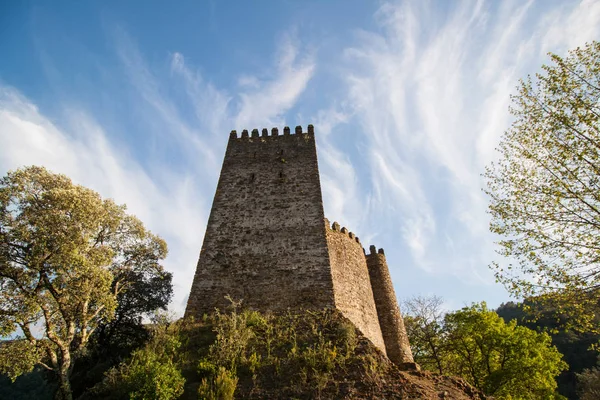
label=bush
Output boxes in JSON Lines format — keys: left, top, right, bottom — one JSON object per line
{"left": 197, "top": 367, "right": 238, "bottom": 400}
{"left": 89, "top": 321, "right": 185, "bottom": 400}
{"left": 123, "top": 350, "right": 185, "bottom": 400}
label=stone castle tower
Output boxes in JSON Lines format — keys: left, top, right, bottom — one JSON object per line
{"left": 185, "top": 125, "right": 414, "bottom": 367}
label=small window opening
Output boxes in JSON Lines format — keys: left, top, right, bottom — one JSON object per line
{"left": 250, "top": 173, "right": 255, "bottom": 182}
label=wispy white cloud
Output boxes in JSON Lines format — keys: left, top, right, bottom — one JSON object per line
{"left": 328, "top": 0, "right": 600, "bottom": 291}
{"left": 113, "top": 28, "right": 219, "bottom": 169}
{"left": 170, "top": 52, "right": 232, "bottom": 140}
{"left": 234, "top": 34, "right": 316, "bottom": 129}
{"left": 168, "top": 33, "right": 316, "bottom": 131}
{"left": 539, "top": 0, "right": 600, "bottom": 54}
{"left": 313, "top": 108, "right": 362, "bottom": 230}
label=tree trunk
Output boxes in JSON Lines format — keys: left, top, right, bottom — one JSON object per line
{"left": 55, "top": 347, "right": 73, "bottom": 400}
{"left": 56, "top": 369, "right": 73, "bottom": 400}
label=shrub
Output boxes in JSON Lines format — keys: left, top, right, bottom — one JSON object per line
{"left": 89, "top": 321, "right": 185, "bottom": 400}
{"left": 197, "top": 367, "right": 238, "bottom": 400}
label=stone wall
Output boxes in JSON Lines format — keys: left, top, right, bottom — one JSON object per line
{"left": 366, "top": 246, "right": 414, "bottom": 366}
{"left": 325, "top": 219, "right": 386, "bottom": 354}
{"left": 185, "top": 125, "right": 336, "bottom": 317}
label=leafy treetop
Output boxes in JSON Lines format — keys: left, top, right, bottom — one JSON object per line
{"left": 0, "top": 166, "right": 168, "bottom": 400}
{"left": 485, "top": 41, "right": 600, "bottom": 332}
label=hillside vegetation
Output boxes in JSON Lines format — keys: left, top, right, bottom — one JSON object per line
{"left": 83, "top": 302, "right": 483, "bottom": 399}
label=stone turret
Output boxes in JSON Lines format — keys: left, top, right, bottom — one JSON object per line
{"left": 366, "top": 246, "right": 416, "bottom": 368}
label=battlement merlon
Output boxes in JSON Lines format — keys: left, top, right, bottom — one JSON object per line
{"left": 229, "top": 124, "right": 315, "bottom": 140}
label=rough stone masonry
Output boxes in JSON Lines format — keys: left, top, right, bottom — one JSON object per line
{"left": 185, "top": 124, "right": 415, "bottom": 367}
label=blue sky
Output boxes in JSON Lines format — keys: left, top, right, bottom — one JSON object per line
{"left": 1, "top": 0, "right": 599, "bottom": 315}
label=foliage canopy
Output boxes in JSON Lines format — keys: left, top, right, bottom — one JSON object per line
{"left": 96, "top": 318, "right": 185, "bottom": 400}
{"left": 0, "top": 166, "right": 168, "bottom": 399}
{"left": 484, "top": 41, "right": 600, "bottom": 331}
{"left": 444, "top": 303, "right": 567, "bottom": 399}
{"left": 496, "top": 300, "right": 600, "bottom": 399}
{"left": 404, "top": 298, "right": 567, "bottom": 399}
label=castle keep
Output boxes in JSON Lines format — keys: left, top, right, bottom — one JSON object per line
{"left": 185, "top": 125, "right": 414, "bottom": 367}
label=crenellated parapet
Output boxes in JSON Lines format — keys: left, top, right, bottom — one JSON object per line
{"left": 221, "top": 124, "right": 321, "bottom": 188}
{"left": 229, "top": 124, "right": 315, "bottom": 140}
{"left": 324, "top": 218, "right": 362, "bottom": 245}
{"left": 368, "top": 245, "right": 385, "bottom": 255}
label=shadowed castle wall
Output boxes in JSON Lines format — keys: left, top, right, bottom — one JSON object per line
{"left": 185, "top": 125, "right": 336, "bottom": 316}
{"left": 366, "top": 246, "right": 415, "bottom": 366}
{"left": 325, "top": 219, "right": 386, "bottom": 354}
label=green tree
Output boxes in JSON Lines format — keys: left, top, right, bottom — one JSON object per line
{"left": 444, "top": 303, "right": 567, "bottom": 399}
{"left": 0, "top": 166, "right": 168, "bottom": 400}
{"left": 484, "top": 41, "right": 600, "bottom": 332}
{"left": 70, "top": 262, "right": 173, "bottom": 398}
{"left": 496, "top": 300, "right": 600, "bottom": 399}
